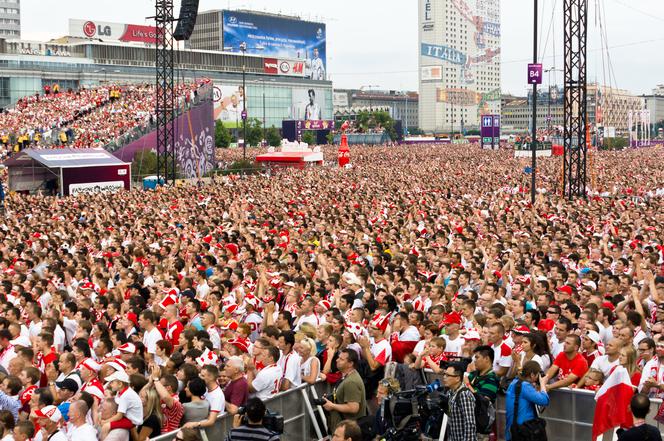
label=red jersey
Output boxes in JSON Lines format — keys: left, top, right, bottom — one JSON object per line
{"left": 553, "top": 352, "right": 589, "bottom": 382}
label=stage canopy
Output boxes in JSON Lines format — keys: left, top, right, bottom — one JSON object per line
{"left": 3, "top": 148, "right": 131, "bottom": 196}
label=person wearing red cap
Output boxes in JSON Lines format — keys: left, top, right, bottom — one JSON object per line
{"left": 358, "top": 315, "right": 392, "bottom": 378}
{"left": 442, "top": 312, "right": 464, "bottom": 359}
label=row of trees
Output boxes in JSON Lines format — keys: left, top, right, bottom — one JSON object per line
{"left": 214, "top": 119, "right": 282, "bottom": 148}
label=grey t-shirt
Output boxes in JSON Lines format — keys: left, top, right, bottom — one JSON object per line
{"left": 184, "top": 400, "right": 211, "bottom": 423}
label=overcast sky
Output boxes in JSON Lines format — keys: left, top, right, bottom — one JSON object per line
{"left": 21, "top": 0, "right": 664, "bottom": 96}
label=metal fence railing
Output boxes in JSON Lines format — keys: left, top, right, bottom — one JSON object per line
{"left": 149, "top": 382, "right": 328, "bottom": 441}
{"left": 425, "top": 371, "right": 664, "bottom": 441}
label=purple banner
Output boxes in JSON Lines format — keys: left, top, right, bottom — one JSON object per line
{"left": 295, "top": 120, "right": 334, "bottom": 130}
{"left": 528, "top": 63, "right": 542, "bottom": 85}
{"left": 480, "top": 114, "right": 500, "bottom": 149}
{"left": 114, "top": 100, "right": 215, "bottom": 178}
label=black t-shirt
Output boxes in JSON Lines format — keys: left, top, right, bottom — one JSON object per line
{"left": 139, "top": 413, "right": 162, "bottom": 438}
{"left": 617, "top": 424, "right": 662, "bottom": 441}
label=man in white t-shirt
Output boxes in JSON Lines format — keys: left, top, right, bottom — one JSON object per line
{"left": 488, "top": 322, "right": 512, "bottom": 377}
{"left": 293, "top": 297, "right": 320, "bottom": 331}
{"left": 67, "top": 400, "right": 98, "bottom": 440}
{"left": 102, "top": 370, "right": 143, "bottom": 438}
{"left": 140, "top": 310, "right": 163, "bottom": 365}
{"left": 201, "top": 365, "right": 226, "bottom": 414}
{"left": 277, "top": 331, "right": 301, "bottom": 390}
{"left": 248, "top": 346, "right": 283, "bottom": 400}
{"left": 577, "top": 338, "right": 621, "bottom": 388}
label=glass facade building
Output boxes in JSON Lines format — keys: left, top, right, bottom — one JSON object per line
{"left": 0, "top": 38, "right": 333, "bottom": 129}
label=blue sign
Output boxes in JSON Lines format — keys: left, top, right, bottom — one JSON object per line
{"left": 524, "top": 167, "right": 532, "bottom": 174}
{"left": 222, "top": 11, "right": 327, "bottom": 80}
{"left": 421, "top": 43, "right": 467, "bottom": 65}
{"left": 482, "top": 22, "right": 501, "bottom": 37}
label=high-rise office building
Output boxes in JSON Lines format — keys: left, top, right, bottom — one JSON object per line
{"left": 418, "top": 0, "right": 500, "bottom": 133}
{"left": 0, "top": 0, "right": 20, "bottom": 39}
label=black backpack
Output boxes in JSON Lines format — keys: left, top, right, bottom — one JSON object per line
{"left": 474, "top": 391, "right": 496, "bottom": 434}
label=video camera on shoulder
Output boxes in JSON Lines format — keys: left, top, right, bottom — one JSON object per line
{"left": 440, "top": 355, "right": 472, "bottom": 372}
{"left": 237, "top": 403, "right": 284, "bottom": 434}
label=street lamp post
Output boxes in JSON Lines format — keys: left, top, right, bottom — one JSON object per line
{"left": 240, "top": 41, "right": 247, "bottom": 161}
{"left": 224, "top": 42, "right": 264, "bottom": 160}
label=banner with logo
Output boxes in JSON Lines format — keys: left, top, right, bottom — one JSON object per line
{"left": 223, "top": 11, "right": 327, "bottom": 80}
{"left": 69, "top": 19, "right": 157, "bottom": 44}
{"left": 263, "top": 58, "right": 306, "bottom": 78}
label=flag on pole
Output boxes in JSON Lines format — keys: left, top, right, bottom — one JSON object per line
{"left": 592, "top": 365, "right": 634, "bottom": 439}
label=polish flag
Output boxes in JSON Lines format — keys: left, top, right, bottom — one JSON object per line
{"left": 592, "top": 365, "right": 634, "bottom": 439}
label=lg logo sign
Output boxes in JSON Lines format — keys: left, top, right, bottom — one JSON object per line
{"left": 83, "top": 21, "right": 112, "bottom": 38}
{"left": 83, "top": 21, "right": 96, "bottom": 37}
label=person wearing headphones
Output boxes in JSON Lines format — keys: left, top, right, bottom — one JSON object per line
{"left": 373, "top": 377, "right": 401, "bottom": 436}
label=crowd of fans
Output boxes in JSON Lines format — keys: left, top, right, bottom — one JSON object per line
{"left": 0, "top": 143, "right": 659, "bottom": 440}
{"left": 0, "top": 81, "right": 207, "bottom": 159}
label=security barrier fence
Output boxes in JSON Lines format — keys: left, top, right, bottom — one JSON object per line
{"left": 150, "top": 375, "right": 664, "bottom": 441}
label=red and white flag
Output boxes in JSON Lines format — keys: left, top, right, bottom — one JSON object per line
{"left": 592, "top": 365, "right": 634, "bottom": 439}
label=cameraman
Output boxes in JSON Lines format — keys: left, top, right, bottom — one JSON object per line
{"left": 226, "top": 397, "right": 280, "bottom": 441}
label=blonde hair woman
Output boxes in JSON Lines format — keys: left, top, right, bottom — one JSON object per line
{"left": 136, "top": 387, "right": 164, "bottom": 440}
{"left": 297, "top": 337, "right": 321, "bottom": 385}
{"left": 618, "top": 345, "right": 640, "bottom": 387}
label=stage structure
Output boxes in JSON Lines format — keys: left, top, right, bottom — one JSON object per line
{"left": 562, "top": 0, "right": 588, "bottom": 199}
{"left": 155, "top": 0, "right": 176, "bottom": 185}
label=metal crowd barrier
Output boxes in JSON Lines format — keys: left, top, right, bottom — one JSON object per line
{"left": 425, "top": 371, "right": 664, "bottom": 441}
{"left": 150, "top": 381, "right": 331, "bottom": 441}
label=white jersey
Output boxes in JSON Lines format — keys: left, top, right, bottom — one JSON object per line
{"left": 251, "top": 364, "right": 282, "bottom": 400}
{"left": 115, "top": 386, "right": 144, "bottom": 425}
{"left": 443, "top": 334, "right": 464, "bottom": 359}
{"left": 278, "top": 351, "right": 302, "bottom": 388}
{"left": 370, "top": 338, "right": 392, "bottom": 366}
{"left": 204, "top": 385, "right": 226, "bottom": 413}
{"left": 590, "top": 355, "right": 620, "bottom": 378}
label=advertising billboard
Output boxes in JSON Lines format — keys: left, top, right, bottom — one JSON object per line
{"left": 212, "top": 85, "right": 246, "bottom": 128}
{"left": 292, "top": 88, "right": 327, "bottom": 121}
{"left": 69, "top": 19, "right": 157, "bottom": 44}
{"left": 222, "top": 11, "right": 327, "bottom": 80}
{"left": 263, "top": 58, "right": 306, "bottom": 78}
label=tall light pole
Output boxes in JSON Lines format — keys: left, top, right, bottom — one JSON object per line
{"left": 531, "top": 0, "right": 539, "bottom": 204}
{"left": 240, "top": 41, "right": 247, "bottom": 160}
{"left": 224, "top": 42, "right": 264, "bottom": 160}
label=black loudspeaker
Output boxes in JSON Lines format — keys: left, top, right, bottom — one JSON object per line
{"left": 394, "top": 120, "right": 404, "bottom": 142}
{"left": 173, "top": 0, "right": 200, "bottom": 41}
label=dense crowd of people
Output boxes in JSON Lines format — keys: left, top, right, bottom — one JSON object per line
{"left": 0, "top": 81, "right": 207, "bottom": 159}
{"left": 0, "top": 143, "right": 660, "bottom": 440}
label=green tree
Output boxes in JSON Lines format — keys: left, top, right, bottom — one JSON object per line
{"left": 302, "top": 131, "right": 316, "bottom": 145}
{"left": 266, "top": 126, "right": 282, "bottom": 147}
{"left": 326, "top": 131, "right": 335, "bottom": 145}
{"left": 215, "top": 120, "right": 233, "bottom": 148}
{"left": 131, "top": 149, "right": 158, "bottom": 178}
{"left": 603, "top": 137, "right": 628, "bottom": 150}
{"left": 244, "top": 118, "right": 263, "bottom": 147}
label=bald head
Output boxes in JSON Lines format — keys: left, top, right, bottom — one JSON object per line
{"left": 69, "top": 400, "right": 89, "bottom": 425}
